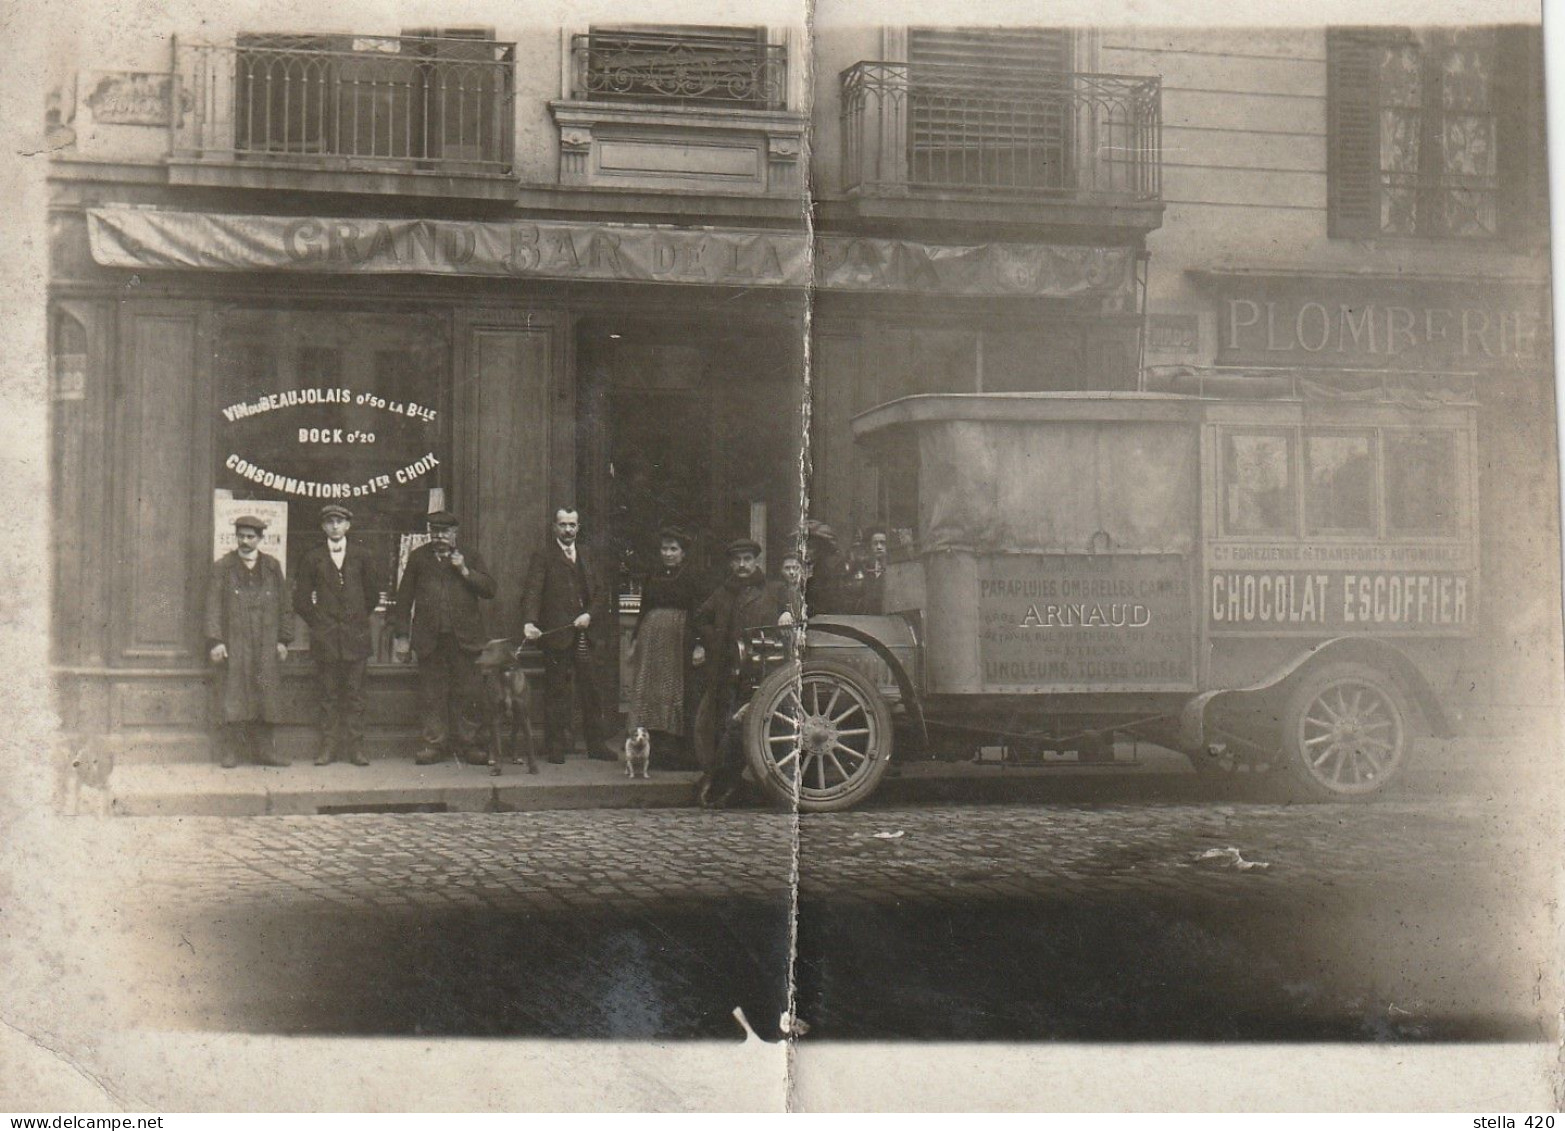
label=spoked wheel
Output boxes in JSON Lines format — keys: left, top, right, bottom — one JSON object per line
{"left": 1281, "top": 662, "right": 1411, "bottom": 801}
{"left": 743, "top": 659, "right": 893, "bottom": 813}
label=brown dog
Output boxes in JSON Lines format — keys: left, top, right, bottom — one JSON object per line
{"left": 478, "top": 640, "right": 538, "bottom": 776}
{"left": 498, "top": 660, "right": 539, "bottom": 775}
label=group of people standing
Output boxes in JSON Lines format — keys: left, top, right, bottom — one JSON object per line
{"left": 205, "top": 503, "right": 884, "bottom": 804}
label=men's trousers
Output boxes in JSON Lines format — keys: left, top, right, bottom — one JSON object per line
{"left": 417, "top": 633, "right": 482, "bottom": 751}
{"left": 540, "top": 643, "right": 605, "bottom": 758}
{"left": 317, "top": 658, "right": 368, "bottom": 757}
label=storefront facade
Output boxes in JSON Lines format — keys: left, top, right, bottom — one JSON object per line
{"left": 49, "top": 17, "right": 1158, "bottom": 760}
{"left": 48, "top": 16, "right": 1554, "bottom": 762}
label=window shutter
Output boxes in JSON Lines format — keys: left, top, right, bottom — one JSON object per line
{"left": 907, "top": 27, "right": 1072, "bottom": 73}
{"left": 1327, "top": 29, "right": 1383, "bottom": 239}
{"left": 1493, "top": 26, "right": 1544, "bottom": 245}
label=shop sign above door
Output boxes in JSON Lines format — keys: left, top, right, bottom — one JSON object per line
{"left": 86, "top": 208, "right": 1136, "bottom": 302}
{"left": 1199, "top": 272, "right": 1550, "bottom": 371}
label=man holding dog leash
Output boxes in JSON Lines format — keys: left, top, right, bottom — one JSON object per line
{"left": 521, "top": 506, "right": 616, "bottom": 766}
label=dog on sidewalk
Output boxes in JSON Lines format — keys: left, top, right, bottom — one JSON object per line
{"left": 623, "top": 726, "right": 651, "bottom": 779}
{"left": 477, "top": 641, "right": 538, "bottom": 776}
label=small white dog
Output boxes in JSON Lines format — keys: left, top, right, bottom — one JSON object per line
{"left": 623, "top": 727, "right": 651, "bottom": 779}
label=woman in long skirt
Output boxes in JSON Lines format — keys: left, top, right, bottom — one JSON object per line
{"left": 627, "top": 527, "right": 704, "bottom": 768}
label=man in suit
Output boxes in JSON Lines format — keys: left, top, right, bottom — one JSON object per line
{"left": 293, "top": 503, "right": 381, "bottom": 766}
{"left": 392, "top": 511, "right": 496, "bottom": 765}
{"left": 206, "top": 514, "right": 293, "bottom": 769}
{"left": 521, "top": 506, "right": 613, "bottom": 765}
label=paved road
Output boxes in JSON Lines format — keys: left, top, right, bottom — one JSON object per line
{"left": 30, "top": 787, "right": 1559, "bottom": 1043}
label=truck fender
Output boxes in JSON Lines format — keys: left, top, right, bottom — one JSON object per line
{"left": 1179, "top": 637, "right": 1454, "bottom": 752}
{"left": 803, "top": 621, "right": 928, "bottom": 751}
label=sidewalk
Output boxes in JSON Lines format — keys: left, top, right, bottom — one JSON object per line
{"left": 90, "top": 737, "right": 1518, "bottom": 818}
{"left": 95, "top": 742, "right": 1198, "bottom": 817}
{"left": 104, "top": 755, "right": 706, "bottom": 817}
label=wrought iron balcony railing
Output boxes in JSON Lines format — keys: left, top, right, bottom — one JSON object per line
{"left": 840, "top": 62, "right": 1161, "bottom": 202}
{"left": 172, "top": 34, "right": 516, "bottom": 175}
{"left": 570, "top": 30, "right": 786, "bottom": 111}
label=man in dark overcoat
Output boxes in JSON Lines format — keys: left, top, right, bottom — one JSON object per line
{"left": 391, "top": 511, "right": 496, "bottom": 765}
{"left": 293, "top": 503, "right": 382, "bottom": 766}
{"left": 206, "top": 514, "right": 294, "bottom": 768}
{"left": 801, "top": 520, "right": 863, "bottom": 615}
{"left": 521, "top": 506, "right": 613, "bottom": 764}
{"left": 692, "top": 537, "right": 791, "bottom": 806}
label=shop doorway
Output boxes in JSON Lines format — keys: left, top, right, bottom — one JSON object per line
{"left": 575, "top": 316, "right": 803, "bottom": 710}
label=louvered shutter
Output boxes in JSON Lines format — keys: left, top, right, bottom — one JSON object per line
{"left": 907, "top": 28, "right": 1073, "bottom": 192}
{"left": 908, "top": 27, "right": 1071, "bottom": 72}
{"left": 1327, "top": 28, "right": 1383, "bottom": 238}
{"left": 1493, "top": 26, "right": 1544, "bottom": 244}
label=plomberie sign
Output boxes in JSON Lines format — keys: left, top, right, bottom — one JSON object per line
{"left": 1205, "top": 273, "right": 1550, "bottom": 371}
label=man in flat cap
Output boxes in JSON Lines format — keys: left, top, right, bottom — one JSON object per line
{"left": 392, "top": 511, "right": 496, "bottom": 765}
{"left": 692, "top": 537, "right": 791, "bottom": 806}
{"left": 522, "top": 506, "right": 614, "bottom": 764}
{"left": 206, "top": 515, "right": 293, "bottom": 768}
{"left": 294, "top": 504, "right": 382, "bottom": 766}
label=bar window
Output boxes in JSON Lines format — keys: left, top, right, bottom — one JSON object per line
{"left": 1385, "top": 430, "right": 1458, "bottom": 536}
{"left": 1305, "top": 431, "right": 1376, "bottom": 534}
{"left": 214, "top": 309, "right": 450, "bottom": 660}
{"left": 1222, "top": 432, "right": 1294, "bottom": 536}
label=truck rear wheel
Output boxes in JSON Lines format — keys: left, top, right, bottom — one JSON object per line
{"left": 744, "top": 659, "right": 893, "bottom": 813}
{"left": 1281, "top": 662, "right": 1411, "bottom": 801}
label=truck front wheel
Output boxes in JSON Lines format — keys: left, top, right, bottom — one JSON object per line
{"left": 744, "top": 659, "right": 893, "bottom": 813}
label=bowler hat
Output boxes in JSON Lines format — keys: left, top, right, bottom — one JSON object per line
{"left": 320, "top": 504, "right": 352, "bottom": 521}
{"left": 425, "top": 510, "right": 459, "bottom": 529}
{"left": 726, "top": 537, "right": 763, "bottom": 558}
{"left": 233, "top": 515, "right": 268, "bottom": 533}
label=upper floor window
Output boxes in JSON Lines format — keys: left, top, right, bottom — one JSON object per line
{"left": 1328, "top": 26, "right": 1543, "bottom": 241}
{"left": 906, "top": 27, "right": 1074, "bottom": 194}
{"left": 227, "top": 30, "right": 513, "bottom": 171}
{"left": 571, "top": 26, "right": 785, "bottom": 110}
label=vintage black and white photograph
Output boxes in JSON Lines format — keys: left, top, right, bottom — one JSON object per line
{"left": 2, "top": 0, "right": 1561, "bottom": 1112}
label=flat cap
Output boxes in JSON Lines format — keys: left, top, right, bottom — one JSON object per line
{"left": 725, "top": 537, "right": 763, "bottom": 558}
{"left": 319, "top": 504, "right": 352, "bottom": 521}
{"left": 425, "top": 510, "right": 460, "bottom": 528}
{"left": 232, "top": 515, "right": 268, "bottom": 533}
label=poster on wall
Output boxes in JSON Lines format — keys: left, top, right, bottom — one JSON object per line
{"left": 212, "top": 495, "right": 290, "bottom": 569}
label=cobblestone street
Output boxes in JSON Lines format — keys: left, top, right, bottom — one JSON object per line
{"left": 24, "top": 787, "right": 1560, "bottom": 1044}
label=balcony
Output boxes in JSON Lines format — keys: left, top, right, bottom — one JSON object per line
{"left": 570, "top": 29, "right": 786, "bottom": 111}
{"left": 549, "top": 29, "right": 805, "bottom": 199}
{"left": 169, "top": 34, "right": 516, "bottom": 196}
{"left": 838, "top": 62, "right": 1162, "bottom": 227}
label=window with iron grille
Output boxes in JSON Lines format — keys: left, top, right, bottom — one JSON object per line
{"left": 575, "top": 26, "right": 784, "bottom": 110}
{"left": 1328, "top": 26, "right": 1543, "bottom": 240}
{"left": 231, "top": 30, "right": 513, "bottom": 169}
{"left": 907, "top": 27, "right": 1074, "bottom": 193}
